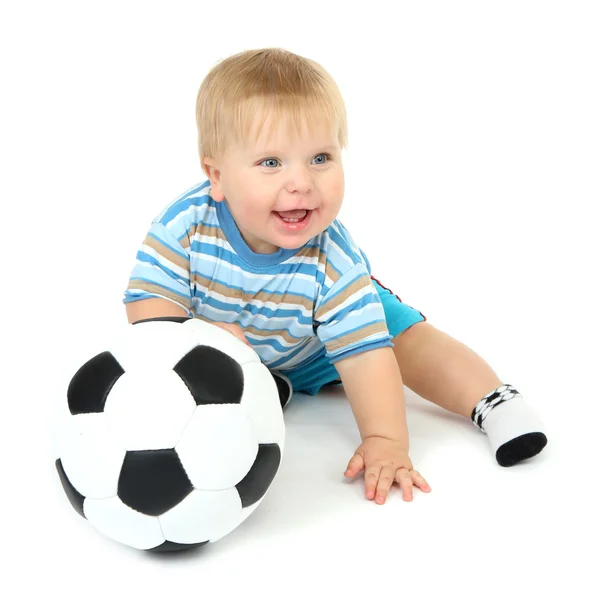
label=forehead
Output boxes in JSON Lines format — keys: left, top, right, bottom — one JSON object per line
{"left": 239, "top": 110, "right": 339, "bottom": 153}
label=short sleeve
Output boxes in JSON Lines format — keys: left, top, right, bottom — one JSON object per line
{"left": 122, "top": 221, "right": 193, "bottom": 314}
{"left": 314, "top": 263, "right": 393, "bottom": 364}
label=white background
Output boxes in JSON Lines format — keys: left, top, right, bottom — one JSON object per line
{"left": 1, "top": 1, "right": 598, "bottom": 598}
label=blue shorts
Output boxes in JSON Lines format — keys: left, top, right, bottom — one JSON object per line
{"left": 283, "top": 277, "right": 426, "bottom": 396}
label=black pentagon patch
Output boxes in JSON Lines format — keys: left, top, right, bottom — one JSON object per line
{"left": 118, "top": 449, "right": 193, "bottom": 516}
{"left": 132, "top": 316, "right": 192, "bottom": 325}
{"left": 236, "top": 443, "right": 281, "bottom": 508}
{"left": 146, "top": 540, "right": 209, "bottom": 553}
{"left": 174, "top": 345, "right": 244, "bottom": 405}
{"left": 55, "top": 459, "right": 86, "bottom": 519}
{"left": 67, "top": 351, "right": 124, "bottom": 415}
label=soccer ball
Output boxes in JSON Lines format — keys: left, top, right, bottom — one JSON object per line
{"left": 54, "top": 316, "right": 285, "bottom": 552}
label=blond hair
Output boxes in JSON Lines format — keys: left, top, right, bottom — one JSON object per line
{"left": 196, "top": 48, "right": 348, "bottom": 171}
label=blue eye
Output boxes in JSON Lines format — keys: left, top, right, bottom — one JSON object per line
{"left": 260, "top": 158, "right": 280, "bottom": 168}
{"left": 312, "top": 153, "right": 330, "bottom": 165}
{"left": 259, "top": 154, "right": 331, "bottom": 168}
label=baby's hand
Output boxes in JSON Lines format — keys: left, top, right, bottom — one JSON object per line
{"left": 212, "top": 322, "right": 252, "bottom": 347}
{"left": 344, "top": 436, "right": 431, "bottom": 504}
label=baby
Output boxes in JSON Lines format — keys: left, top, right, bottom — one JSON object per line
{"left": 123, "top": 48, "right": 547, "bottom": 504}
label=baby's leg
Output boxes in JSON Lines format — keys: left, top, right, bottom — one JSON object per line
{"left": 391, "top": 321, "right": 502, "bottom": 418}
{"left": 392, "top": 321, "right": 547, "bottom": 466}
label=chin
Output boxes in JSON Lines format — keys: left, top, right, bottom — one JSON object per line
{"left": 275, "top": 238, "right": 309, "bottom": 250}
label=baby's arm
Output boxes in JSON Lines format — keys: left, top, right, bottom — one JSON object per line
{"left": 125, "top": 297, "right": 188, "bottom": 324}
{"left": 335, "top": 347, "right": 430, "bottom": 503}
{"left": 335, "top": 347, "right": 409, "bottom": 446}
{"left": 125, "top": 298, "right": 250, "bottom": 347}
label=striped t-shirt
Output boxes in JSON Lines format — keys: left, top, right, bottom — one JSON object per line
{"left": 123, "top": 180, "right": 392, "bottom": 375}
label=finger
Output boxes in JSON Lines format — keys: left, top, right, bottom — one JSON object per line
{"left": 375, "top": 466, "right": 396, "bottom": 504}
{"left": 230, "top": 328, "right": 252, "bottom": 347}
{"left": 344, "top": 453, "right": 364, "bottom": 478}
{"left": 364, "top": 466, "right": 381, "bottom": 500}
{"left": 395, "top": 468, "right": 414, "bottom": 502}
{"left": 233, "top": 331, "right": 252, "bottom": 347}
{"left": 220, "top": 324, "right": 252, "bottom": 347}
{"left": 411, "top": 470, "right": 432, "bottom": 493}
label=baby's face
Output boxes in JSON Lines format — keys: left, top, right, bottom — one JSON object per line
{"left": 206, "top": 114, "right": 344, "bottom": 254}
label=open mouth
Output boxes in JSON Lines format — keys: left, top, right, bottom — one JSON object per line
{"left": 275, "top": 209, "right": 310, "bottom": 223}
{"left": 273, "top": 209, "right": 313, "bottom": 231}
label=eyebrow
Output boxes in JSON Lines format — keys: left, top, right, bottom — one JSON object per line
{"left": 249, "top": 145, "right": 339, "bottom": 158}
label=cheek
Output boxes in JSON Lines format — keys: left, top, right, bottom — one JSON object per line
{"left": 336, "top": 176, "right": 345, "bottom": 199}
{"left": 227, "top": 175, "right": 267, "bottom": 217}
{"left": 325, "top": 171, "right": 344, "bottom": 204}
{"left": 237, "top": 194, "right": 272, "bottom": 222}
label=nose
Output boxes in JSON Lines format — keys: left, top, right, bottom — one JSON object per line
{"left": 285, "top": 164, "right": 313, "bottom": 195}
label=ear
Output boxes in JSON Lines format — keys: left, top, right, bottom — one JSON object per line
{"left": 202, "top": 157, "right": 225, "bottom": 201}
